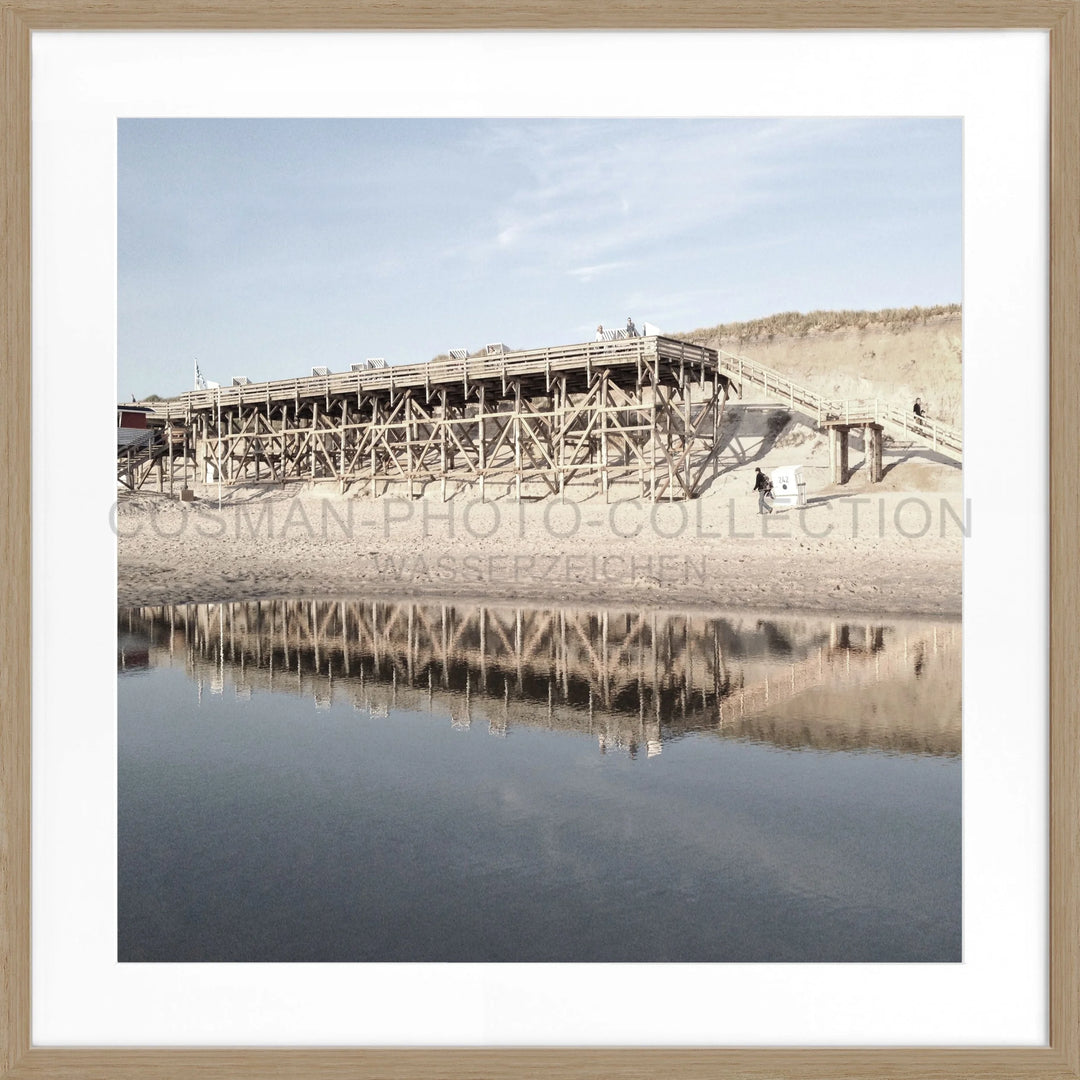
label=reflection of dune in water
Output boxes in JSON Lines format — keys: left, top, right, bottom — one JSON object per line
{"left": 118, "top": 599, "right": 960, "bottom": 758}
{"left": 723, "top": 657, "right": 961, "bottom": 756}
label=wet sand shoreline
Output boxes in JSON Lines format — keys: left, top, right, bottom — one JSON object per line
{"left": 117, "top": 483, "right": 963, "bottom": 618}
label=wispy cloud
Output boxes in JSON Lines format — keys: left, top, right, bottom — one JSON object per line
{"left": 463, "top": 119, "right": 878, "bottom": 276}
{"left": 496, "top": 224, "right": 522, "bottom": 248}
{"left": 567, "top": 261, "right": 632, "bottom": 283}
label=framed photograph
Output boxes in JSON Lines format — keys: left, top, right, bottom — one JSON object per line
{"left": 3, "top": 3, "right": 1077, "bottom": 1078}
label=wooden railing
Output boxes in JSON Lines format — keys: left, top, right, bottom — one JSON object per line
{"left": 716, "top": 349, "right": 834, "bottom": 424}
{"left": 159, "top": 336, "right": 717, "bottom": 417}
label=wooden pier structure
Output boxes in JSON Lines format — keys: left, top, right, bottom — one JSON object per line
{"left": 125, "top": 336, "right": 963, "bottom": 496}
{"left": 119, "top": 599, "right": 961, "bottom": 758}
{"left": 149, "top": 336, "right": 734, "bottom": 501}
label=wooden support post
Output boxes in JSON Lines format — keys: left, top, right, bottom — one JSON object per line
{"left": 649, "top": 387, "right": 658, "bottom": 502}
{"left": 405, "top": 393, "right": 414, "bottom": 498}
{"left": 600, "top": 373, "right": 609, "bottom": 501}
{"left": 682, "top": 379, "right": 691, "bottom": 500}
{"left": 478, "top": 384, "right": 486, "bottom": 502}
{"left": 194, "top": 417, "right": 202, "bottom": 483}
{"left": 660, "top": 388, "right": 669, "bottom": 505}
{"left": 370, "top": 396, "right": 378, "bottom": 497}
{"left": 514, "top": 380, "right": 522, "bottom": 501}
{"left": 340, "top": 398, "right": 348, "bottom": 481}
{"left": 440, "top": 389, "right": 448, "bottom": 502}
{"left": 557, "top": 376, "right": 566, "bottom": 499}
{"left": 225, "top": 413, "right": 233, "bottom": 482}
{"left": 828, "top": 426, "right": 850, "bottom": 485}
{"left": 868, "top": 424, "right": 883, "bottom": 483}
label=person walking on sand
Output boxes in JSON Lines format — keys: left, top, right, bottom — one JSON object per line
{"left": 753, "top": 467, "right": 773, "bottom": 515}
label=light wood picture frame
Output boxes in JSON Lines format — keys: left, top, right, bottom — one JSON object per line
{"left": 2, "top": 3, "right": 1076, "bottom": 1078}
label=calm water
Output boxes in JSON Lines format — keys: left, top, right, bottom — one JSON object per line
{"left": 118, "top": 599, "right": 961, "bottom": 963}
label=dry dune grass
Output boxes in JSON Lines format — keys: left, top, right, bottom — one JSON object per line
{"left": 678, "top": 305, "right": 962, "bottom": 428}
{"left": 690, "top": 304, "right": 960, "bottom": 341}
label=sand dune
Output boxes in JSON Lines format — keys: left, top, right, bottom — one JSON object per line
{"left": 683, "top": 308, "right": 962, "bottom": 428}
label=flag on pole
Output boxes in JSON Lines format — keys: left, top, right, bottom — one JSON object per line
{"left": 194, "top": 357, "right": 219, "bottom": 391}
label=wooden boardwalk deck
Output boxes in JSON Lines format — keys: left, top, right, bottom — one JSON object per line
{"left": 156, "top": 336, "right": 724, "bottom": 417}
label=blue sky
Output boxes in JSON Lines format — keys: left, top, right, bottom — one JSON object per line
{"left": 118, "top": 118, "right": 961, "bottom": 398}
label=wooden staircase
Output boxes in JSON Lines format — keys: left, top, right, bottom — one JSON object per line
{"left": 715, "top": 348, "right": 962, "bottom": 463}
{"left": 117, "top": 432, "right": 166, "bottom": 490}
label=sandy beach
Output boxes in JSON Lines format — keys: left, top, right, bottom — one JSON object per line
{"left": 117, "top": 457, "right": 963, "bottom": 617}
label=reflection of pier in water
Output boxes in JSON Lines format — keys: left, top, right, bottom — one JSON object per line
{"left": 119, "top": 600, "right": 960, "bottom": 757}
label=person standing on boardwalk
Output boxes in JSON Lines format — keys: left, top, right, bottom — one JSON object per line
{"left": 753, "top": 467, "right": 773, "bottom": 515}
{"left": 913, "top": 397, "right": 925, "bottom": 423}
{"left": 626, "top": 316, "right": 638, "bottom": 337}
